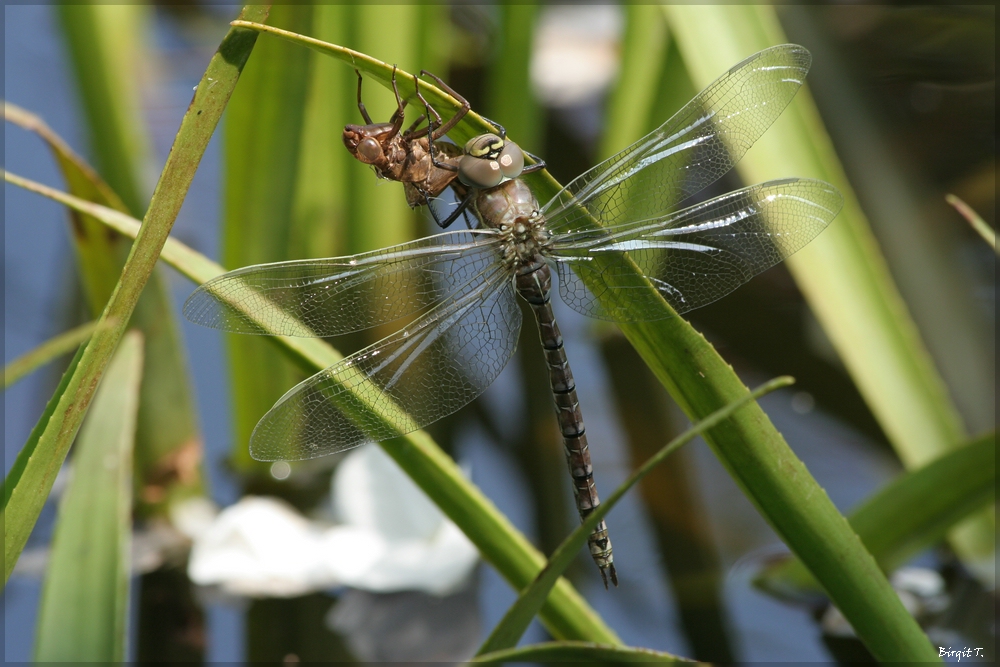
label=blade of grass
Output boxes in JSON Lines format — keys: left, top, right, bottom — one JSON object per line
{"left": 345, "top": 4, "right": 423, "bottom": 255}
{"left": 946, "top": 194, "right": 997, "bottom": 254}
{"left": 478, "top": 377, "right": 792, "bottom": 655}
{"left": 3, "top": 169, "right": 620, "bottom": 644}
{"left": 4, "top": 320, "right": 107, "bottom": 389}
{"left": 4, "top": 102, "right": 203, "bottom": 511}
{"left": 599, "top": 330, "right": 734, "bottom": 661}
{"left": 486, "top": 4, "right": 542, "bottom": 153}
{"left": 34, "top": 331, "right": 143, "bottom": 662}
{"left": 782, "top": 5, "right": 994, "bottom": 449}
{"left": 228, "top": 21, "right": 507, "bottom": 150}
{"left": 4, "top": 101, "right": 128, "bottom": 319}
{"left": 223, "top": 5, "right": 315, "bottom": 470}
{"left": 598, "top": 5, "right": 669, "bottom": 160}
{"left": 662, "top": 6, "right": 967, "bottom": 459}
{"left": 2, "top": 5, "right": 269, "bottom": 585}
{"left": 3, "top": 343, "right": 86, "bottom": 510}
{"left": 55, "top": 4, "right": 152, "bottom": 216}
{"left": 507, "top": 82, "right": 939, "bottom": 666}
{"left": 288, "top": 4, "right": 350, "bottom": 260}
{"left": 474, "top": 641, "right": 693, "bottom": 664}
{"left": 757, "top": 430, "right": 996, "bottom": 597}
{"left": 662, "top": 5, "right": 992, "bottom": 586}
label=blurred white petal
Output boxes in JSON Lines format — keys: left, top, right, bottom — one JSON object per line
{"left": 187, "top": 446, "right": 478, "bottom": 597}
{"left": 188, "top": 496, "right": 336, "bottom": 597}
{"left": 334, "top": 444, "right": 442, "bottom": 541}
{"left": 332, "top": 446, "right": 479, "bottom": 595}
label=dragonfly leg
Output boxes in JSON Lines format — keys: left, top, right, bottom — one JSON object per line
{"left": 429, "top": 148, "right": 459, "bottom": 173}
{"left": 521, "top": 149, "right": 547, "bottom": 174}
{"left": 385, "top": 65, "right": 405, "bottom": 136}
{"left": 411, "top": 76, "right": 461, "bottom": 179}
{"left": 426, "top": 186, "right": 475, "bottom": 229}
{"left": 407, "top": 73, "right": 443, "bottom": 141}
{"left": 419, "top": 70, "right": 471, "bottom": 140}
{"left": 478, "top": 114, "right": 507, "bottom": 140}
{"left": 403, "top": 114, "right": 427, "bottom": 137}
{"left": 353, "top": 69, "right": 374, "bottom": 125}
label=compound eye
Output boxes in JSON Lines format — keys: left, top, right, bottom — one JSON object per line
{"left": 458, "top": 154, "right": 504, "bottom": 188}
{"left": 497, "top": 140, "right": 524, "bottom": 179}
{"left": 464, "top": 133, "right": 504, "bottom": 159}
{"left": 357, "top": 137, "right": 382, "bottom": 163}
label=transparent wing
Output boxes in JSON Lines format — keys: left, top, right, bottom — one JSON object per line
{"left": 549, "top": 179, "right": 843, "bottom": 321}
{"left": 183, "top": 230, "right": 500, "bottom": 337}
{"left": 249, "top": 261, "right": 521, "bottom": 461}
{"left": 541, "top": 44, "right": 811, "bottom": 233}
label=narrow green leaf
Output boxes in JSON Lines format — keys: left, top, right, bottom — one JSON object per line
{"left": 486, "top": 4, "right": 542, "bottom": 153}
{"left": 849, "top": 432, "right": 995, "bottom": 571}
{"left": 635, "top": 8, "right": 947, "bottom": 661}
{"left": 34, "top": 331, "right": 143, "bottom": 662}
{"left": 757, "top": 431, "right": 996, "bottom": 597}
{"left": 344, "top": 4, "right": 423, "bottom": 254}
{"left": 228, "top": 21, "right": 507, "bottom": 149}
{"left": 4, "top": 101, "right": 130, "bottom": 324}
{"left": 2, "top": 5, "right": 268, "bottom": 585}
{"left": 478, "top": 378, "right": 792, "bottom": 655}
{"left": 223, "top": 5, "right": 315, "bottom": 469}
{"left": 3, "top": 169, "right": 620, "bottom": 645}
{"left": 3, "top": 343, "right": 86, "bottom": 511}
{"left": 946, "top": 193, "right": 997, "bottom": 254}
{"left": 662, "top": 5, "right": 993, "bottom": 587}
{"left": 598, "top": 5, "right": 669, "bottom": 160}
{"left": 55, "top": 4, "right": 153, "bottom": 216}
{"left": 6, "top": 98, "right": 203, "bottom": 509}
{"left": 289, "top": 4, "right": 350, "bottom": 260}
{"left": 4, "top": 320, "right": 106, "bottom": 389}
{"left": 474, "top": 641, "right": 692, "bottom": 664}
{"left": 662, "top": 5, "right": 967, "bottom": 463}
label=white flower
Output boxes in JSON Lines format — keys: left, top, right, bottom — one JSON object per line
{"left": 187, "top": 496, "right": 341, "bottom": 597}
{"left": 328, "top": 444, "right": 480, "bottom": 596}
{"left": 187, "top": 446, "right": 479, "bottom": 597}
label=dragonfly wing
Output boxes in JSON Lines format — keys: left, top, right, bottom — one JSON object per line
{"left": 249, "top": 263, "right": 521, "bottom": 461}
{"left": 183, "top": 230, "right": 499, "bottom": 337}
{"left": 542, "top": 44, "right": 811, "bottom": 233}
{"left": 549, "top": 179, "right": 843, "bottom": 321}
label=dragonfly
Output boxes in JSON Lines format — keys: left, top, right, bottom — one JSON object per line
{"left": 342, "top": 66, "right": 469, "bottom": 228}
{"left": 344, "top": 67, "right": 546, "bottom": 229}
{"left": 184, "top": 44, "right": 843, "bottom": 588}
{"left": 342, "top": 68, "right": 467, "bottom": 228}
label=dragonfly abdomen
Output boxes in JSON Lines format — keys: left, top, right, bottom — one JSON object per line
{"left": 515, "top": 262, "right": 618, "bottom": 588}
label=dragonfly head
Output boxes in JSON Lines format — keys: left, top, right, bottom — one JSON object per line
{"left": 459, "top": 133, "right": 524, "bottom": 188}
{"left": 343, "top": 124, "right": 390, "bottom": 165}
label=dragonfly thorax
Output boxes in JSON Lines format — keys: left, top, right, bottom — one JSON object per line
{"left": 474, "top": 178, "right": 547, "bottom": 267}
{"left": 502, "top": 213, "right": 549, "bottom": 270}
